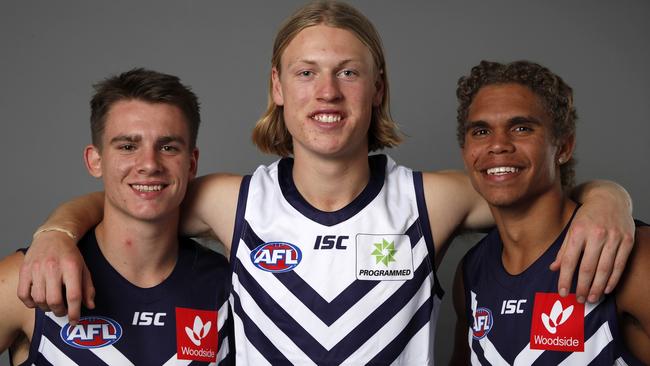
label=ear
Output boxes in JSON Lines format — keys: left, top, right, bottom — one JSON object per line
{"left": 271, "top": 67, "right": 284, "bottom": 106}
{"left": 189, "top": 148, "right": 199, "bottom": 179}
{"left": 84, "top": 144, "right": 103, "bottom": 178}
{"left": 556, "top": 133, "right": 576, "bottom": 165}
{"left": 372, "top": 70, "right": 385, "bottom": 107}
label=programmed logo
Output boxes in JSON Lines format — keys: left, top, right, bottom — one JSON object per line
{"left": 60, "top": 316, "right": 122, "bottom": 349}
{"left": 472, "top": 307, "right": 493, "bottom": 340}
{"left": 251, "top": 242, "right": 302, "bottom": 273}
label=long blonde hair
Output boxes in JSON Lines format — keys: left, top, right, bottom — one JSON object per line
{"left": 252, "top": 0, "right": 402, "bottom": 157}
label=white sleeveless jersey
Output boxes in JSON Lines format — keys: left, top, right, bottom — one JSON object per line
{"left": 230, "top": 154, "right": 443, "bottom": 365}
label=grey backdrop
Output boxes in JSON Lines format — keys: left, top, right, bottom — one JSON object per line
{"left": 1, "top": 1, "right": 648, "bottom": 364}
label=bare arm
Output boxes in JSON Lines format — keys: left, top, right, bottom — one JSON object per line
{"left": 423, "top": 172, "right": 634, "bottom": 302}
{"left": 450, "top": 260, "right": 470, "bottom": 365}
{"left": 180, "top": 173, "right": 242, "bottom": 249}
{"left": 422, "top": 171, "right": 491, "bottom": 267}
{"left": 17, "top": 192, "right": 103, "bottom": 323}
{"left": 614, "top": 226, "right": 650, "bottom": 365}
{"left": 552, "top": 180, "right": 634, "bottom": 303}
{"left": 1, "top": 252, "right": 34, "bottom": 354}
{"left": 17, "top": 174, "right": 242, "bottom": 325}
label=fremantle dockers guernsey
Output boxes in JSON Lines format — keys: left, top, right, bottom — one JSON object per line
{"left": 17, "top": 230, "right": 233, "bottom": 366}
{"left": 230, "top": 154, "right": 443, "bottom": 365}
{"left": 462, "top": 213, "right": 646, "bottom": 365}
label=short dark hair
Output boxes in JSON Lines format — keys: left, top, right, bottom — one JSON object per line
{"left": 90, "top": 68, "right": 200, "bottom": 148}
{"left": 456, "top": 60, "right": 577, "bottom": 189}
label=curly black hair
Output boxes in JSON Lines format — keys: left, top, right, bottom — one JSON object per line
{"left": 456, "top": 60, "right": 577, "bottom": 189}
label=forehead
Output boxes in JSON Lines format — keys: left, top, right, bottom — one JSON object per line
{"left": 468, "top": 83, "right": 548, "bottom": 122}
{"left": 102, "top": 99, "right": 190, "bottom": 141}
{"left": 281, "top": 24, "right": 373, "bottom": 66}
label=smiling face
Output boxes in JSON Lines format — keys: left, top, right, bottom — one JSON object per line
{"left": 85, "top": 99, "right": 198, "bottom": 223}
{"left": 462, "top": 83, "right": 574, "bottom": 208}
{"left": 271, "top": 24, "right": 383, "bottom": 160}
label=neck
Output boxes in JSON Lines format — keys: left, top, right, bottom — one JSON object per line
{"left": 491, "top": 187, "right": 577, "bottom": 275}
{"left": 95, "top": 206, "right": 180, "bottom": 288}
{"left": 291, "top": 149, "right": 371, "bottom": 212}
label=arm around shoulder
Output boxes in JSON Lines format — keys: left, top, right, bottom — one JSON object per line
{"left": 614, "top": 225, "right": 650, "bottom": 364}
{"left": 181, "top": 173, "right": 243, "bottom": 248}
{"left": 422, "top": 171, "right": 492, "bottom": 261}
{"left": 0, "top": 252, "right": 33, "bottom": 353}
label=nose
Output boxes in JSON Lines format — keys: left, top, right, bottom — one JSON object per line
{"left": 316, "top": 73, "right": 342, "bottom": 102}
{"left": 488, "top": 131, "right": 515, "bottom": 154}
{"left": 136, "top": 148, "right": 163, "bottom": 175}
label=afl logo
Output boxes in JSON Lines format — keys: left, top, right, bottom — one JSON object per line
{"left": 251, "top": 242, "right": 302, "bottom": 273}
{"left": 60, "top": 316, "right": 123, "bottom": 349}
{"left": 472, "top": 307, "right": 493, "bottom": 340}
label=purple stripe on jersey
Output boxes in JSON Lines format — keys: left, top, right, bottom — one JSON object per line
{"left": 232, "top": 256, "right": 434, "bottom": 363}
{"left": 238, "top": 219, "right": 428, "bottom": 325}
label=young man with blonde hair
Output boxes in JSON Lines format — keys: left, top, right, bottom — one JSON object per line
{"left": 18, "top": 2, "right": 634, "bottom": 365}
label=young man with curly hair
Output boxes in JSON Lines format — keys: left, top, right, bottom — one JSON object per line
{"left": 451, "top": 60, "right": 649, "bottom": 365}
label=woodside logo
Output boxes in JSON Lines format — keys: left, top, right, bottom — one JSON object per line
{"left": 176, "top": 307, "right": 218, "bottom": 362}
{"left": 530, "top": 293, "right": 584, "bottom": 352}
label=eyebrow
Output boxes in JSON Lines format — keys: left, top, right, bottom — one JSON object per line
{"left": 109, "top": 134, "right": 187, "bottom": 145}
{"left": 289, "top": 58, "right": 359, "bottom": 68}
{"left": 465, "top": 115, "right": 543, "bottom": 131}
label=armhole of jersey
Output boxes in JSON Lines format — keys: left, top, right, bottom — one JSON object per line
{"left": 14, "top": 308, "right": 44, "bottom": 366}
{"left": 230, "top": 175, "right": 252, "bottom": 268}
{"left": 413, "top": 171, "right": 444, "bottom": 299}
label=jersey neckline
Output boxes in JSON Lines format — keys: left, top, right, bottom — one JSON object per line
{"left": 277, "top": 154, "right": 387, "bottom": 227}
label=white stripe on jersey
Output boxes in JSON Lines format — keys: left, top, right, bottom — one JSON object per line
{"left": 46, "top": 312, "right": 135, "bottom": 366}
{"left": 341, "top": 274, "right": 435, "bottom": 364}
{"left": 230, "top": 292, "right": 287, "bottom": 366}
{"left": 39, "top": 335, "right": 79, "bottom": 366}
{"left": 217, "top": 299, "right": 229, "bottom": 330}
{"left": 232, "top": 273, "right": 316, "bottom": 364}
{"left": 558, "top": 322, "right": 613, "bottom": 365}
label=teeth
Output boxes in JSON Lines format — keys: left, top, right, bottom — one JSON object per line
{"left": 486, "top": 167, "right": 519, "bottom": 175}
{"left": 132, "top": 184, "right": 163, "bottom": 192}
{"left": 312, "top": 114, "right": 341, "bottom": 123}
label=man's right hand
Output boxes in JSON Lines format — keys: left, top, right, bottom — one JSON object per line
{"left": 17, "top": 230, "right": 95, "bottom": 326}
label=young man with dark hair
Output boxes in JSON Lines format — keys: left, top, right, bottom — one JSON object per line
{"left": 451, "top": 60, "right": 649, "bottom": 364}
{"left": 17, "top": 2, "right": 635, "bottom": 365}
{"left": 0, "top": 68, "right": 232, "bottom": 365}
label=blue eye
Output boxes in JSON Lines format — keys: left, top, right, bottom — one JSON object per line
{"left": 338, "top": 69, "right": 358, "bottom": 79}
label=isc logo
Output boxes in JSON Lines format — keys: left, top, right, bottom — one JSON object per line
{"left": 132, "top": 311, "right": 166, "bottom": 326}
{"left": 251, "top": 242, "right": 302, "bottom": 273}
{"left": 314, "top": 235, "right": 349, "bottom": 250}
{"left": 501, "top": 299, "right": 527, "bottom": 314}
{"left": 60, "top": 316, "right": 122, "bottom": 349}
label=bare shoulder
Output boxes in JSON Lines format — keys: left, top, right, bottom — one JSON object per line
{"left": 615, "top": 225, "right": 650, "bottom": 364}
{"left": 421, "top": 171, "right": 490, "bottom": 257}
{"left": 615, "top": 224, "right": 650, "bottom": 313}
{"left": 182, "top": 173, "right": 244, "bottom": 248}
{"left": 0, "top": 252, "right": 34, "bottom": 350}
